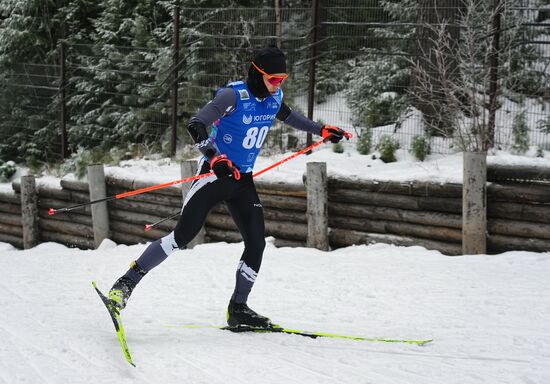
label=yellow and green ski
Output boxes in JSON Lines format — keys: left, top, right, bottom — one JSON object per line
{"left": 92, "top": 281, "right": 135, "bottom": 367}
{"left": 164, "top": 324, "right": 432, "bottom": 346}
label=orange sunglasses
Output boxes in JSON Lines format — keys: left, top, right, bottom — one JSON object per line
{"left": 252, "top": 62, "right": 288, "bottom": 86}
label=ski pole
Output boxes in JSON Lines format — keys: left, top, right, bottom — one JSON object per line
{"left": 145, "top": 131, "right": 353, "bottom": 230}
{"left": 253, "top": 131, "right": 352, "bottom": 177}
{"left": 144, "top": 212, "right": 181, "bottom": 232}
{"left": 48, "top": 171, "right": 214, "bottom": 216}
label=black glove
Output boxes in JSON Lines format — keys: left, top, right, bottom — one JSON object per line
{"left": 210, "top": 155, "right": 241, "bottom": 180}
{"left": 321, "top": 125, "right": 346, "bottom": 143}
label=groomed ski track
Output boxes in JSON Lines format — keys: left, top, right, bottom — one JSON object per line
{"left": 0, "top": 239, "right": 549, "bottom": 384}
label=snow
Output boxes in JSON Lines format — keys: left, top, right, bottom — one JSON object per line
{"left": 1, "top": 141, "right": 548, "bottom": 194}
{"left": 98, "top": 143, "right": 549, "bottom": 186}
{"left": 0, "top": 239, "right": 549, "bottom": 383}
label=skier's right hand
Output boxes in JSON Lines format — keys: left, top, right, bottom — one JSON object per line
{"left": 210, "top": 154, "right": 241, "bottom": 180}
{"left": 321, "top": 125, "right": 347, "bottom": 143}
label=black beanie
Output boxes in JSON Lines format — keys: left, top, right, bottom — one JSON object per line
{"left": 246, "top": 45, "right": 287, "bottom": 99}
{"left": 252, "top": 45, "right": 287, "bottom": 74}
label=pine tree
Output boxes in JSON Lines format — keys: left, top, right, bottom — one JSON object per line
{"left": 346, "top": 0, "right": 415, "bottom": 129}
{"left": 512, "top": 111, "right": 529, "bottom": 154}
{"left": 0, "top": 0, "right": 101, "bottom": 163}
{"left": 67, "top": 0, "right": 172, "bottom": 153}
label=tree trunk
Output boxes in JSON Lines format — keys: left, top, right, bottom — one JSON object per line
{"left": 415, "top": 0, "right": 466, "bottom": 136}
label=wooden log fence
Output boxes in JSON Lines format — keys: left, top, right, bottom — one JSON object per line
{"left": 0, "top": 189, "right": 23, "bottom": 248}
{"left": 0, "top": 163, "right": 548, "bottom": 255}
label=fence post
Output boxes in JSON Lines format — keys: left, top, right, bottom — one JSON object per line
{"left": 306, "top": 0, "right": 321, "bottom": 152}
{"left": 20, "top": 175, "right": 39, "bottom": 249}
{"left": 486, "top": 0, "right": 502, "bottom": 150}
{"left": 181, "top": 160, "right": 204, "bottom": 248}
{"left": 462, "top": 151, "right": 487, "bottom": 254}
{"left": 59, "top": 41, "right": 68, "bottom": 159}
{"left": 170, "top": 4, "right": 180, "bottom": 157}
{"left": 88, "top": 164, "right": 110, "bottom": 248}
{"left": 306, "top": 162, "right": 329, "bottom": 251}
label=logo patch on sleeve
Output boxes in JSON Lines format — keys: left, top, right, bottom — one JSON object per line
{"left": 239, "top": 89, "right": 250, "bottom": 100}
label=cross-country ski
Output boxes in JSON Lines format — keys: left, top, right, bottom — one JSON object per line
{"left": 92, "top": 281, "right": 135, "bottom": 367}
{"left": 164, "top": 324, "right": 433, "bottom": 345}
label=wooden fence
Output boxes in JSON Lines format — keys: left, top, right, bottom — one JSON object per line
{"left": 0, "top": 162, "right": 549, "bottom": 255}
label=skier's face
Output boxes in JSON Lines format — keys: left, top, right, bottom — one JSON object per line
{"left": 251, "top": 62, "right": 287, "bottom": 94}
{"left": 263, "top": 73, "right": 286, "bottom": 94}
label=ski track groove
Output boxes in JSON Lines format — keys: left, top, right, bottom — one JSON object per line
{"left": 276, "top": 353, "right": 346, "bottom": 384}
{"left": 0, "top": 281, "right": 25, "bottom": 301}
{"left": 257, "top": 364, "right": 311, "bottom": 384}
{"left": 172, "top": 352, "right": 228, "bottom": 384}
{"left": 194, "top": 330, "right": 302, "bottom": 384}
{"left": 0, "top": 359, "right": 11, "bottom": 384}
{"left": 0, "top": 323, "right": 78, "bottom": 370}
{"left": 168, "top": 329, "right": 328, "bottom": 384}
{"left": 314, "top": 344, "right": 531, "bottom": 365}
{"left": 0, "top": 327, "right": 52, "bottom": 384}
{"left": 253, "top": 331, "right": 364, "bottom": 384}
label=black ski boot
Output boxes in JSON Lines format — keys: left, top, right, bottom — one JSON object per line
{"left": 109, "top": 261, "right": 148, "bottom": 310}
{"left": 108, "top": 276, "right": 137, "bottom": 310}
{"left": 227, "top": 301, "right": 274, "bottom": 329}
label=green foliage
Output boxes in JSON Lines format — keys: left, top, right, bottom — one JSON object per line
{"left": 364, "top": 93, "right": 406, "bottom": 128}
{"left": 314, "top": 57, "right": 351, "bottom": 104}
{"left": 536, "top": 147, "right": 544, "bottom": 158}
{"left": 0, "top": 0, "right": 102, "bottom": 164}
{"left": 0, "top": 160, "right": 16, "bottom": 181}
{"left": 59, "top": 148, "right": 114, "bottom": 179}
{"left": 512, "top": 111, "right": 529, "bottom": 154}
{"left": 356, "top": 129, "right": 372, "bottom": 155}
{"left": 346, "top": 54, "right": 410, "bottom": 128}
{"left": 377, "top": 135, "right": 399, "bottom": 163}
{"left": 500, "top": 5, "right": 548, "bottom": 97}
{"left": 345, "top": 0, "right": 414, "bottom": 129}
{"left": 410, "top": 135, "right": 431, "bottom": 161}
{"left": 332, "top": 142, "right": 344, "bottom": 154}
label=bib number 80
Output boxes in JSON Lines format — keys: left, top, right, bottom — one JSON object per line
{"left": 243, "top": 126, "right": 269, "bottom": 149}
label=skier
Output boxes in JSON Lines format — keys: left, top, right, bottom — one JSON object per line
{"left": 108, "top": 45, "right": 346, "bottom": 329}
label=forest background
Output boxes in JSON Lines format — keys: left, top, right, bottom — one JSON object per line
{"left": 0, "top": 0, "right": 548, "bottom": 178}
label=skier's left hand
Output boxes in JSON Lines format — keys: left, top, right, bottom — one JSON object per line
{"left": 210, "top": 154, "right": 241, "bottom": 180}
{"left": 321, "top": 125, "right": 347, "bottom": 143}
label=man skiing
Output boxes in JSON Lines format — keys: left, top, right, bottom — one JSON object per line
{"left": 108, "top": 45, "right": 346, "bottom": 329}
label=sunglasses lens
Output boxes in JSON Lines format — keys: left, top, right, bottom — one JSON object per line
{"left": 268, "top": 77, "right": 286, "bottom": 86}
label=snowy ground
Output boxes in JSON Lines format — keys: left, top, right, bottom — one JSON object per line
{"left": 1, "top": 239, "right": 549, "bottom": 384}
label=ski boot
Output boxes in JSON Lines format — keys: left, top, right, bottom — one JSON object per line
{"left": 108, "top": 260, "right": 148, "bottom": 310}
{"left": 108, "top": 276, "right": 136, "bottom": 311}
{"left": 227, "top": 300, "right": 274, "bottom": 329}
